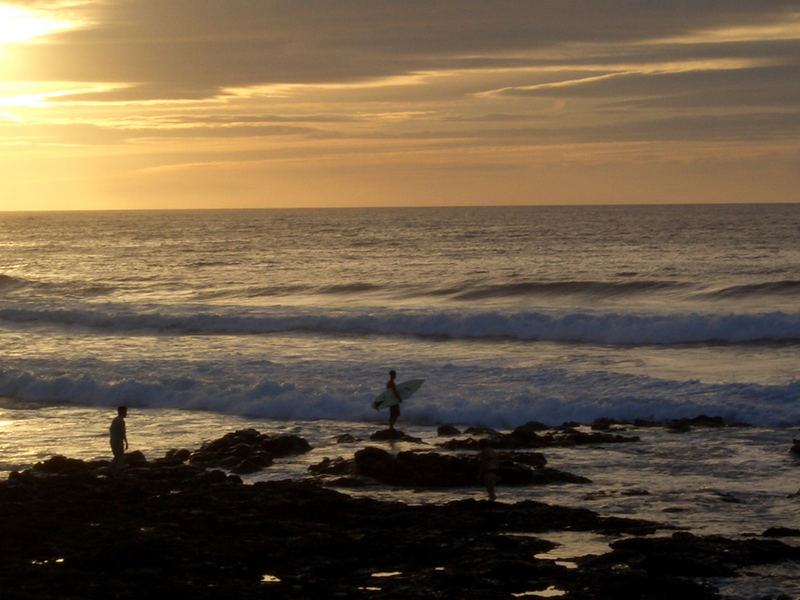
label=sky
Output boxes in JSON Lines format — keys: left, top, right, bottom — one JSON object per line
{"left": 1, "top": 1, "right": 799, "bottom": 210}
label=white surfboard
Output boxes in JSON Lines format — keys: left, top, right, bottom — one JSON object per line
{"left": 372, "top": 379, "right": 425, "bottom": 410}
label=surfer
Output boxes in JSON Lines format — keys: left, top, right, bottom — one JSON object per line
{"left": 109, "top": 406, "right": 129, "bottom": 470}
{"left": 477, "top": 438, "right": 498, "bottom": 501}
{"left": 386, "top": 370, "right": 402, "bottom": 430}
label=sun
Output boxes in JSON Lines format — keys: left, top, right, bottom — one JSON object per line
{"left": 0, "top": 4, "right": 73, "bottom": 44}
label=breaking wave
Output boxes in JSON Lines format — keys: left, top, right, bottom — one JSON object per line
{"left": 1, "top": 304, "right": 799, "bottom": 345}
{"left": 1, "top": 365, "right": 798, "bottom": 428}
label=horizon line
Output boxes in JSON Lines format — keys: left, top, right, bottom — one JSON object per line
{"left": 2, "top": 200, "right": 799, "bottom": 214}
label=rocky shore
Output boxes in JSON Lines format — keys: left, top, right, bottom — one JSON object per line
{"left": 2, "top": 422, "right": 799, "bottom": 599}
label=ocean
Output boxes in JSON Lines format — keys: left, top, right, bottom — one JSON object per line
{"left": 1, "top": 205, "right": 799, "bottom": 597}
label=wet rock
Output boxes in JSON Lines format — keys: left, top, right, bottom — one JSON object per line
{"left": 667, "top": 420, "right": 692, "bottom": 433}
{"left": 437, "top": 424, "right": 461, "bottom": 436}
{"left": 153, "top": 448, "right": 191, "bottom": 466}
{"left": 441, "top": 428, "right": 639, "bottom": 451}
{"left": 440, "top": 437, "right": 481, "bottom": 450}
{"left": 763, "top": 527, "right": 800, "bottom": 537}
{"left": 308, "top": 456, "right": 352, "bottom": 476}
{"left": 507, "top": 451, "right": 547, "bottom": 468}
{"left": 585, "top": 532, "right": 800, "bottom": 578}
{"left": 333, "top": 434, "right": 360, "bottom": 444}
{"left": 33, "top": 455, "right": 92, "bottom": 475}
{"left": 790, "top": 439, "right": 800, "bottom": 456}
{"left": 515, "top": 420, "right": 550, "bottom": 433}
{"left": 1, "top": 437, "right": 788, "bottom": 600}
{"left": 311, "top": 447, "right": 584, "bottom": 488}
{"left": 591, "top": 417, "right": 629, "bottom": 431}
{"left": 188, "top": 428, "right": 311, "bottom": 474}
{"left": 464, "top": 426, "right": 500, "bottom": 436}
{"left": 689, "top": 415, "right": 726, "bottom": 428}
{"left": 125, "top": 450, "right": 148, "bottom": 467}
{"left": 369, "top": 428, "right": 424, "bottom": 443}
{"left": 667, "top": 415, "right": 727, "bottom": 433}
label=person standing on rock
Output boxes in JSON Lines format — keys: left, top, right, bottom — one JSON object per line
{"left": 387, "top": 370, "right": 402, "bottom": 430}
{"left": 110, "top": 406, "right": 129, "bottom": 470}
{"left": 478, "top": 438, "right": 498, "bottom": 501}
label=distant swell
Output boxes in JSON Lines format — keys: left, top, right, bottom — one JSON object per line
{"left": 0, "top": 274, "right": 28, "bottom": 291}
{"left": 2, "top": 305, "right": 800, "bottom": 345}
{"left": 700, "top": 280, "right": 800, "bottom": 299}
{"left": 446, "top": 280, "right": 685, "bottom": 301}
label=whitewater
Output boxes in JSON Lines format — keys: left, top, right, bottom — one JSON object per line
{"left": 1, "top": 204, "right": 798, "bottom": 429}
{"left": 1, "top": 205, "right": 799, "bottom": 597}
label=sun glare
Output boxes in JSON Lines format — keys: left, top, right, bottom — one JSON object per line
{"left": 0, "top": 5, "right": 73, "bottom": 43}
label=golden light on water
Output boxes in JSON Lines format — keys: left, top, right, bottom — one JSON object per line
{"left": 0, "top": 5, "right": 74, "bottom": 44}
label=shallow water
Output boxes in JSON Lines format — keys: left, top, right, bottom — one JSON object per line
{"left": 2, "top": 400, "right": 798, "bottom": 598}
{"left": 2, "top": 205, "right": 799, "bottom": 597}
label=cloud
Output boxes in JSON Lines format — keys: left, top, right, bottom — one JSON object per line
{"left": 9, "top": 1, "right": 800, "bottom": 98}
{"left": 2, "top": 1, "right": 799, "bottom": 208}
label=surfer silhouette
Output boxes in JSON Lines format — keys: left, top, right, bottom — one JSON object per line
{"left": 478, "top": 438, "right": 498, "bottom": 501}
{"left": 387, "top": 370, "right": 402, "bottom": 430}
{"left": 109, "top": 406, "right": 129, "bottom": 470}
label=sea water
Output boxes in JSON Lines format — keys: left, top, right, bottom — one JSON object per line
{"left": 1, "top": 205, "right": 799, "bottom": 597}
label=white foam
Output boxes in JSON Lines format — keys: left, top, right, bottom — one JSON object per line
{"left": 2, "top": 304, "right": 799, "bottom": 345}
{"left": 2, "top": 363, "right": 799, "bottom": 428}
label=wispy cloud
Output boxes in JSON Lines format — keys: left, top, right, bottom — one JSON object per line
{"left": 1, "top": 1, "right": 799, "bottom": 208}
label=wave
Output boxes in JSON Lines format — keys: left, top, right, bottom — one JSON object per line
{"left": 699, "top": 280, "right": 800, "bottom": 299}
{"left": 217, "top": 277, "right": 800, "bottom": 303}
{"left": 444, "top": 280, "right": 686, "bottom": 301}
{"left": 1, "top": 366, "right": 799, "bottom": 428}
{"left": 2, "top": 305, "right": 800, "bottom": 345}
{"left": 0, "top": 274, "right": 28, "bottom": 291}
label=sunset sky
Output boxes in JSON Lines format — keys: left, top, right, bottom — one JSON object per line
{"left": 1, "top": 1, "right": 799, "bottom": 210}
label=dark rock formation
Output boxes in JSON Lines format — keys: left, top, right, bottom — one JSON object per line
{"left": 369, "top": 428, "right": 424, "bottom": 443}
{"left": 440, "top": 423, "right": 639, "bottom": 451}
{"left": 763, "top": 527, "right": 800, "bottom": 537}
{"left": 310, "top": 447, "right": 585, "bottom": 488}
{"left": 591, "top": 417, "right": 629, "bottom": 431}
{"left": 582, "top": 532, "right": 800, "bottom": 578}
{"left": 791, "top": 439, "right": 800, "bottom": 456}
{"left": 464, "top": 425, "right": 500, "bottom": 436}
{"left": 437, "top": 424, "right": 461, "bottom": 436}
{"left": 153, "top": 448, "right": 192, "bottom": 466}
{"left": 666, "top": 415, "right": 729, "bottom": 433}
{"left": 3, "top": 440, "right": 796, "bottom": 599}
{"left": 188, "top": 428, "right": 311, "bottom": 474}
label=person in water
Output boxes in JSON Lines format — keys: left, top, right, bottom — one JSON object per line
{"left": 109, "top": 405, "right": 129, "bottom": 470}
{"left": 386, "top": 370, "right": 402, "bottom": 430}
{"left": 478, "top": 438, "right": 498, "bottom": 501}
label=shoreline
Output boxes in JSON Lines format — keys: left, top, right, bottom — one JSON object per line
{"left": 4, "top": 451, "right": 799, "bottom": 600}
{"left": 3, "top": 422, "right": 800, "bottom": 599}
